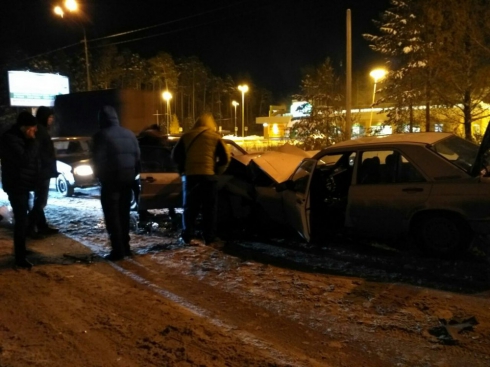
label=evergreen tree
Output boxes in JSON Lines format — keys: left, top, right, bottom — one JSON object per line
{"left": 290, "top": 58, "right": 347, "bottom": 149}
{"left": 366, "top": 0, "right": 490, "bottom": 140}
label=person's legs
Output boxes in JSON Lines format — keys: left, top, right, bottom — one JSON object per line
{"left": 201, "top": 177, "right": 218, "bottom": 244}
{"left": 8, "top": 192, "right": 32, "bottom": 268}
{"left": 118, "top": 182, "right": 133, "bottom": 256}
{"left": 31, "top": 179, "right": 57, "bottom": 234}
{"left": 181, "top": 176, "right": 201, "bottom": 243}
{"left": 100, "top": 183, "right": 125, "bottom": 259}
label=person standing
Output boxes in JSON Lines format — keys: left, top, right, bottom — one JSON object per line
{"left": 92, "top": 105, "right": 140, "bottom": 261}
{"left": 171, "top": 113, "right": 230, "bottom": 248}
{"left": 0, "top": 111, "right": 40, "bottom": 269}
{"left": 27, "top": 106, "right": 59, "bottom": 238}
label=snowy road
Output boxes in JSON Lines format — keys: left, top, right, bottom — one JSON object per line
{"left": 1, "top": 188, "right": 490, "bottom": 366}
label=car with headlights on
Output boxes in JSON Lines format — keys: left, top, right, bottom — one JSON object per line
{"left": 255, "top": 130, "right": 490, "bottom": 256}
{"left": 51, "top": 136, "right": 98, "bottom": 196}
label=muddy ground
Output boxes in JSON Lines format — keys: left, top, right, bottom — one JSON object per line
{"left": 0, "top": 189, "right": 490, "bottom": 367}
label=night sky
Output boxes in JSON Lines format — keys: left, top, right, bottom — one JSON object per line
{"left": 2, "top": 0, "right": 391, "bottom": 101}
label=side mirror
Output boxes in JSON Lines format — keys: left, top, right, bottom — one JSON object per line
{"left": 276, "top": 180, "right": 294, "bottom": 192}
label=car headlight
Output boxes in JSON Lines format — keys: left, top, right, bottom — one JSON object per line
{"left": 73, "top": 165, "right": 93, "bottom": 176}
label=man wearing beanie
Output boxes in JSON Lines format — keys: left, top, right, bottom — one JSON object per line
{"left": 0, "top": 111, "right": 40, "bottom": 269}
{"left": 92, "top": 105, "right": 140, "bottom": 261}
{"left": 27, "top": 106, "right": 59, "bottom": 238}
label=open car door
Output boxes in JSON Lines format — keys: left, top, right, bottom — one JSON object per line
{"left": 471, "top": 120, "right": 490, "bottom": 177}
{"left": 282, "top": 159, "right": 317, "bottom": 242}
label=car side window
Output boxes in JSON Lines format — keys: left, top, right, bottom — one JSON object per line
{"left": 290, "top": 160, "right": 316, "bottom": 194}
{"left": 140, "top": 144, "right": 178, "bottom": 173}
{"left": 358, "top": 150, "right": 425, "bottom": 184}
{"left": 225, "top": 142, "right": 245, "bottom": 156}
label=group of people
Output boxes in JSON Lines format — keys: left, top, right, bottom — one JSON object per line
{"left": 0, "top": 106, "right": 230, "bottom": 269}
{"left": 0, "top": 107, "right": 59, "bottom": 269}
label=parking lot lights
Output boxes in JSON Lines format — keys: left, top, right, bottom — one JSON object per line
{"left": 238, "top": 85, "right": 249, "bottom": 138}
{"left": 368, "top": 68, "right": 387, "bottom": 132}
{"left": 53, "top": 0, "right": 91, "bottom": 91}
{"left": 232, "top": 101, "right": 239, "bottom": 136}
{"left": 162, "top": 91, "right": 173, "bottom": 134}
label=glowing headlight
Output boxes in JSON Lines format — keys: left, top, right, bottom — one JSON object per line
{"left": 73, "top": 165, "right": 93, "bottom": 176}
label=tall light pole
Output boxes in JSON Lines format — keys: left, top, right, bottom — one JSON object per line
{"left": 162, "top": 91, "right": 172, "bottom": 134}
{"left": 237, "top": 84, "right": 248, "bottom": 138}
{"left": 54, "top": 0, "right": 91, "bottom": 91}
{"left": 368, "top": 68, "right": 387, "bottom": 134}
{"left": 232, "top": 100, "right": 239, "bottom": 136}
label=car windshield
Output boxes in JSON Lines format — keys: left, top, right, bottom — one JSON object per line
{"left": 54, "top": 140, "right": 91, "bottom": 156}
{"left": 431, "top": 135, "right": 479, "bottom": 173}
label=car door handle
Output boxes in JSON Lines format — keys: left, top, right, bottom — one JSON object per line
{"left": 144, "top": 177, "right": 156, "bottom": 183}
{"left": 402, "top": 187, "right": 424, "bottom": 193}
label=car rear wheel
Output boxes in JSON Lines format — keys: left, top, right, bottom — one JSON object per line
{"left": 56, "top": 174, "right": 74, "bottom": 197}
{"left": 413, "top": 213, "right": 472, "bottom": 257}
{"left": 130, "top": 189, "right": 138, "bottom": 211}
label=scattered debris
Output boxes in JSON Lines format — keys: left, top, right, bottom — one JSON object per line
{"left": 428, "top": 317, "right": 479, "bottom": 344}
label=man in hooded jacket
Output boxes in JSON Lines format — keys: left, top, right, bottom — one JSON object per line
{"left": 27, "top": 106, "right": 59, "bottom": 238}
{"left": 171, "top": 113, "right": 230, "bottom": 248}
{"left": 92, "top": 106, "right": 141, "bottom": 261}
{"left": 0, "top": 111, "right": 40, "bottom": 268}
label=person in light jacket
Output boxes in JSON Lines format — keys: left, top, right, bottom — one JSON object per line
{"left": 171, "top": 113, "right": 230, "bottom": 248}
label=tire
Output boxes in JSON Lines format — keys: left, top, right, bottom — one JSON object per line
{"left": 56, "top": 174, "right": 74, "bottom": 197}
{"left": 130, "top": 189, "right": 138, "bottom": 211}
{"left": 413, "top": 213, "right": 472, "bottom": 257}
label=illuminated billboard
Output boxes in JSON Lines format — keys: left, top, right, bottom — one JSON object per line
{"left": 290, "top": 101, "right": 312, "bottom": 118}
{"left": 8, "top": 71, "right": 70, "bottom": 107}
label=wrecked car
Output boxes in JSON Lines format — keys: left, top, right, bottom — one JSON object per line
{"left": 255, "top": 132, "right": 490, "bottom": 256}
{"left": 136, "top": 133, "right": 257, "bottom": 221}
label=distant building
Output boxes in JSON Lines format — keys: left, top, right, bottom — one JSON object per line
{"left": 255, "top": 101, "right": 490, "bottom": 140}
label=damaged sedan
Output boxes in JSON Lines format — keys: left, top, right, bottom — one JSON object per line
{"left": 136, "top": 129, "right": 490, "bottom": 257}
{"left": 255, "top": 132, "right": 490, "bottom": 256}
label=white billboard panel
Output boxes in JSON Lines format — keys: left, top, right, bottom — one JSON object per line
{"left": 8, "top": 71, "right": 70, "bottom": 107}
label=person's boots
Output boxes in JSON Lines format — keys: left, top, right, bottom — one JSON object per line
{"left": 14, "top": 244, "right": 32, "bottom": 269}
{"left": 15, "top": 258, "right": 33, "bottom": 269}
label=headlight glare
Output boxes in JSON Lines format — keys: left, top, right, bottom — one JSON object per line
{"left": 74, "top": 165, "right": 93, "bottom": 176}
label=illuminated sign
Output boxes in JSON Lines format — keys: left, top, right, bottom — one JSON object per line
{"left": 8, "top": 71, "right": 70, "bottom": 107}
{"left": 290, "top": 101, "right": 312, "bottom": 118}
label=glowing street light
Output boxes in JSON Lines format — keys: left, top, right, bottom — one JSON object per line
{"left": 237, "top": 84, "right": 248, "bottom": 137}
{"left": 162, "top": 91, "right": 173, "bottom": 134}
{"left": 53, "top": 0, "right": 91, "bottom": 91}
{"left": 368, "top": 68, "right": 387, "bottom": 132}
{"left": 232, "top": 100, "right": 239, "bottom": 136}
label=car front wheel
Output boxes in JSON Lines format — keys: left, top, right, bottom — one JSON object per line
{"left": 56, "top": 174, "right": 74, "bottom": 197}
{"left": 413, "top": 213, "right": 472, "bottom": 257}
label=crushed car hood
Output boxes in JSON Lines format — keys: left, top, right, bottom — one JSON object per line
{"left": 245, "top": 144, "right": 317, "bottom": 184}
{"left": 57, "top": 155, "right": 92, "bottom": 165}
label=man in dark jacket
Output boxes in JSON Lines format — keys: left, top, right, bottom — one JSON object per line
{"left": 92, "top": 106, "right": 141, "bottom": 261}
{"left": 171, "top": 113, "right": 230, "bottom": 248}
{"left": 27, "top": 106, "right": 59, "bottom": 238}
{"left": 0, "top": 111, "right": 40, "bottom": 269}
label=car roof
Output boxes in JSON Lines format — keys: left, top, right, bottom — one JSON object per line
{"left": 326, "top": 132, "right": 454, "bottom": 150}
{"left": 52, "top": 136, "right": 91, "bottom": 141}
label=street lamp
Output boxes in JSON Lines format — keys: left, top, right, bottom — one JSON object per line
{"left": 232, "top": 100, "right": 239, "bottom": 136}
{"left": 368, "top": 68, "right": 387, "bottom": 132}
{"left": 237, "top": 84, "right": 248, "bottom": 138}
{"left": 162, "top": 91, "right": 172, "bottom": 134}
{"left": 53, "top": 0, "right": 91, "bottom": 91}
